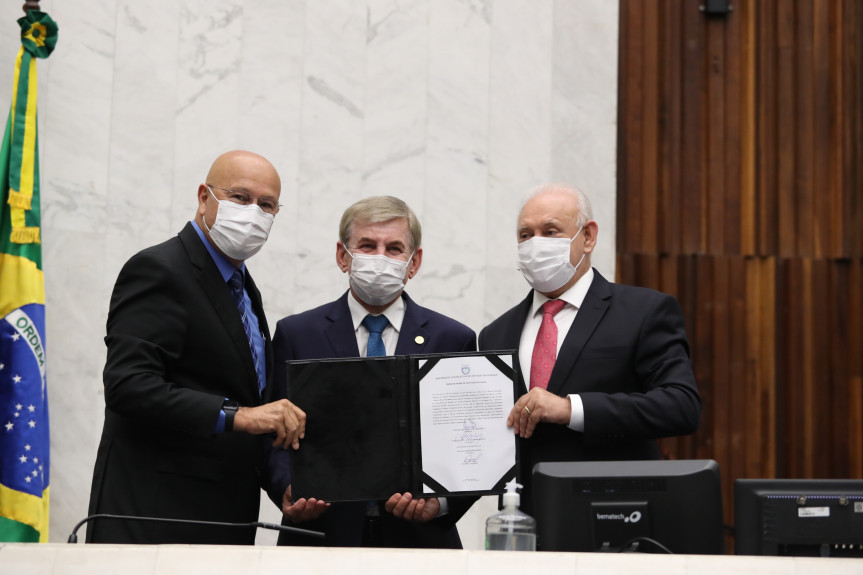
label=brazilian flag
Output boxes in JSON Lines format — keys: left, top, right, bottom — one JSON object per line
{"left": 0, "top": 10, "right": 57, "bottom": 543}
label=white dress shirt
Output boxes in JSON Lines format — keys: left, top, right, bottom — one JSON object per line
{"left": 518, "top": 267, "right": 594, "bottom": 432}
{"left": 347, "top": 291, "right": 405, "bottom": 356}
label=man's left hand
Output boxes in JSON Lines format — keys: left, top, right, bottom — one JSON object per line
{"left": 509, "top": 388, "right": 572, "bottom": 438}
{"left": 282, "top": 485, "right": 329, "bottom": 523}
{"left": 385, "top": 492, "right": 440, "bottom": 523}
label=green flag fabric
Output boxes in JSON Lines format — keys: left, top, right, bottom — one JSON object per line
{"left": 0, "top": 10, "right": 57, "bottom": 543}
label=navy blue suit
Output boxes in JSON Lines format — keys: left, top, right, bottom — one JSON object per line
{"left": 478, "top": 270, "right": 701, "bottom": 514}
{"left": 270, "top": 291, "right": 477, "bottom": 548}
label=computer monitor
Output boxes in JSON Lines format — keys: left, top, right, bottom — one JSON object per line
{"left": 532, "top": 459, "right": 724, "bottom": 554}
{"left": 734, "top": 479, "right": 863, "bottom": 557}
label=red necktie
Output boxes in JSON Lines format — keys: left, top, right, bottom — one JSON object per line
{"left": 529, "top": 299, "right": 567, "bottom": 390}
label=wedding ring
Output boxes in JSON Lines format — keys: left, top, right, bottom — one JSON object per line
{"left": 523, "top": 405, "right": 531, "bottom": 415}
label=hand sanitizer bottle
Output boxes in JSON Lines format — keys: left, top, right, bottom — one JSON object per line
{"left": 485, "top": 480, "right": 536, "bottom": 551}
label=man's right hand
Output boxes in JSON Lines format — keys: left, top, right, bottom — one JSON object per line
{"left": 282, "top": 485, "right": 329, "bottom": 523}
{"left": 234, "top": 399, "right": 306, "bottom": 449}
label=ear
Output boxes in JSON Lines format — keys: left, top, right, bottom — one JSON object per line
{"left": 582, "top": 221, "right": 599, "bottom": 253}
{"left": 195, "top": 184, "right": 213, "bottom": 227}
{"left": 336, "top": 241, "right": 351, "bottom": 273}
{"left": 405, "top": 247, "right": 423, "bottom": 281}
{"left": 197, "top": 184, "right": 210, "bottom": 216}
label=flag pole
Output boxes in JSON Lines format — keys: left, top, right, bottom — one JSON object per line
{"left": 22, "top": 2, "right": 41, "bottom": 13}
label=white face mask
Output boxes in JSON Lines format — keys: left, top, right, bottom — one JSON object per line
{"left": 517, "top": 226, "right": 585, "bottom": 293}
{"left": 345, "top": 248, "right": 412, "bottom": 307}
{"left": 203, "top": 187, "right": 275, "bottom": 260}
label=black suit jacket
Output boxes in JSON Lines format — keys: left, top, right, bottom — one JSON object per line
{"left": 269, "top": 291, "right": 477, "bottom": 548}
{"left": 87, "top": 222, "right": 276, "bottom": 544}
{"left": 478, "top": 270, "right": 701, "bottom": 514}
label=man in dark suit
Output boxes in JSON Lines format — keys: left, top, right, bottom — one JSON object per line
{"left": 479, "top": 184, "right": 702, "bottom": 517}
{"left": 270, "top": 195, "right": 477, "bottom": 548}
{"left": 87, "top": 150, "right": 306, "bottom": 544}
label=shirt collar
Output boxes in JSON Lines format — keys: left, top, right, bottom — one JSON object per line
{"left": 530, "top": 267, "right": 595, "bottom": 317}
{"left": 347, "top": 290, "right": 406, "bottom": 333}
{"left": 191, "top": 220, "right": 245, "bottom": 282}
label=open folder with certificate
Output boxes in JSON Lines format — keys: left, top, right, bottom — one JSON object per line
{"left": 286, "top": 351, "right": 519, "bottom": 502}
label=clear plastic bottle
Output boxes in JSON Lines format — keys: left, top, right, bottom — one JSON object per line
{"left": 485, "top": 480, "right": 536, "bottom": 551}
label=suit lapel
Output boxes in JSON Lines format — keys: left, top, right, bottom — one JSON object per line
{"left": 324, "top": 292, "right": 361, "bottom": 357}
{"left": 491, "top": 292, "right": 533, "bottom": 393}
{"left": 503, "top": 292, "right": 534, "bottom": 351}
{"left": 394, "top": 293, "right": 429, "bottom": 355}
{"left": 546, "top": 270, "right": 611, "bottom": 396}
{"left": 179, "top": 223, "right": 260, "bottom": 402}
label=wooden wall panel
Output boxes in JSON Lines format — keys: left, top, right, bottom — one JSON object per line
{"left": 812, "top": 0, "right": 831, "bottom": 257}
{"left": 682, "top": 7, "right": 703, "bottom": 254}
{"left": 620, "top": 0, "right": 862, "bottom": 261}
{"left": 659, "top": 0, "right": 683, "bottom": 255}
{"left": 739, "top": 0, "right": 757, "bottom": 255}
{"left": 755, "top": 0, "right": 778, "bottom": 254}
{"left": 617, "top": 0, "right": 863, "bottom": 551}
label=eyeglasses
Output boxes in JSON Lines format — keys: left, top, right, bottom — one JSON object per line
{"left": 206, "top": 184, "right": 282, "bottom": 215}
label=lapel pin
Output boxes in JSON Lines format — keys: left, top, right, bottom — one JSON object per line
{"left": 415, "top": 335, "right": 425, "bottom": 344}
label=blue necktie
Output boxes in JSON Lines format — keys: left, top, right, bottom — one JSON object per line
{"left": 228, "top": 269, "right": 261, "bottom": 379}
{"left": 361, "top": 313, "right": 390, "bottom": 520}
{"left": 362, "top": 314, "right": 389, "bottom": 357}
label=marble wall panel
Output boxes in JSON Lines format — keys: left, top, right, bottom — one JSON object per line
{"left": 361, "top": 0, "right": 429, "bottom": 217}
{"left": 40, "top": 230, "right": 106, "bottom": 542}
{"left": 38, "top": 0, "right": 115, "bottom": 236}
{"left": 108, "top": 1, "right": 181, "bottom": 242}
{"left": 235, "top": 0, "right": 305, "bottom": 327}
{"left": 291, "top": 0, "right": 367, "bottom": 315}
{"left": 170, "top": 0, "right": 245, "bottom": 230}
{"left": 484, "top": 0, "right": 555, "bottom": 323}
{"left": 551, "top": 0, "right": 619, "bottom": 278}
{"left": 421, "top": 0, "right": 492, "bottom": 331}
{"left": 0, "top": 0, "right": 618, "bottom": 545}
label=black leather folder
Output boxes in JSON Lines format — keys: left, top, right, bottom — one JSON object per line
{"left": 286, "top": 351, "right": 519, "bottom": 502}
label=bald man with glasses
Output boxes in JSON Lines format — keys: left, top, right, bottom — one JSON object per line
{"left": 87, "top": 150, "right": 305, "bottom": 545}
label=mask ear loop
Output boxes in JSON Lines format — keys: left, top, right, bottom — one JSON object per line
{"left": 402, "top": 250, "right": 417, "bottom": 280}
{"left": 572, "top": 252, "right": 587, "bottom": 275}
{"left": 569, "top": 225, "right": 586, "bottom": 275}
{"left": 202, "top": 185, "right": 220, "bottom": 233}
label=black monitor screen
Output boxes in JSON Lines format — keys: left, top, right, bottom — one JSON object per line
{"left": 734, "top": 479, "right": 863, "bottom": 557}
{"left": 532, "top": 459, "right": 724, "bottom": 554}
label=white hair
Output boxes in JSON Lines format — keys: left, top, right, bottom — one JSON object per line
{"left": 521, "top": 183, "right": 594, "bottom": 227}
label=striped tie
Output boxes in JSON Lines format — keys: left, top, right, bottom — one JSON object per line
{"left": 228, "top": 269, "right": 260, "bottom": 378}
